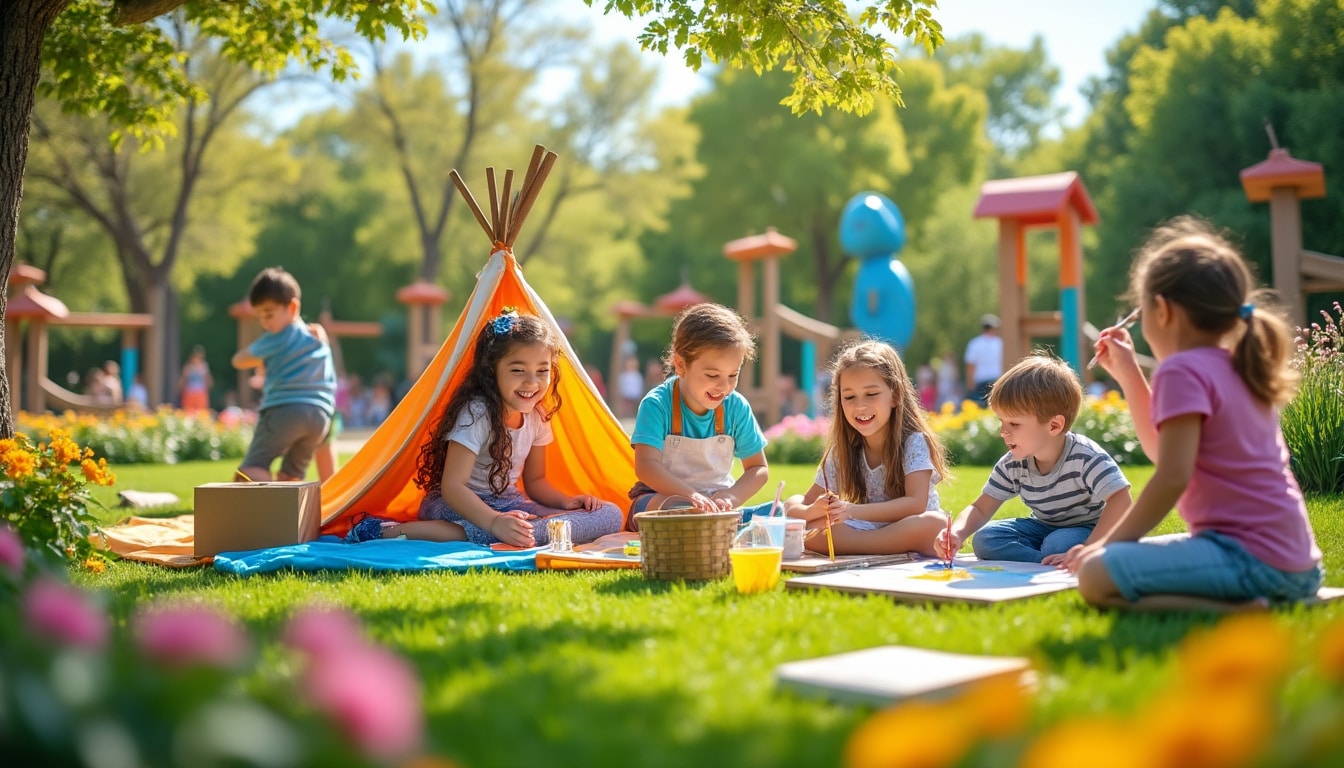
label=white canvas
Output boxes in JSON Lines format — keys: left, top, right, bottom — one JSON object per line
{"left": 784, "top": 555, "right": 1077, "bottom": 604}
{"left": 776, "top": 645, "right": 1032, "bottom": 706}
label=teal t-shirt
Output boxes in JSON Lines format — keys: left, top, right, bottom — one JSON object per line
{"left": 630, "top": 377, "right": 767, "bottom": 460}
{"left": 248, "top": 322, "right": 335, "bottom": 413}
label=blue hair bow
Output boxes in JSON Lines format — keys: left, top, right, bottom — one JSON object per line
{"left": 490, "top": 308, "right": 519, "bottom": 335}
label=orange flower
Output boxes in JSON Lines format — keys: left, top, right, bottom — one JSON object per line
{"left": 1317, "top": 617, "right": 1344, "bottom": 684}
{"left": 1019, "top": 716, "right": 1147, "bottom": 768}
{"left": 4, "top": 449, "right": 36, "bottom": 479}
{"left": 1178, "top": 614, "right": 1291, "bottom": 694}
{"left": 83, "top": 556, "right": 107, "bottom": 574}
{"left": 1136, "top": 687, "right": 1270, "bottom": 768}
{"left": 844, "top": 700, "right": 970, "bottom": 768}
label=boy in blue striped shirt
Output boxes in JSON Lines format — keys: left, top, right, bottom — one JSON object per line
{"left": 934, "top": 354, "right": 1132, "bottom": 564}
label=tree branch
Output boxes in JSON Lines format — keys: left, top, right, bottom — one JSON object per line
{"left": 114, "top": 0, "right": 190, "bottom": 26}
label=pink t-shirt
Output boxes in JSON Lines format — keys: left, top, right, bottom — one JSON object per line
{"left": 1151, "top": 347, "right": 1320, "bottom": 572}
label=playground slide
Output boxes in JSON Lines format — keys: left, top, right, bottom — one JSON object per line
{"left": 39, "top": 377, "right": 122, "bottom": 414}
{"left": 774, "top": 304, "right": 850, "bottom": 344}
{"left": 1302, "top": 250, "right": 1344, "bottom": 290}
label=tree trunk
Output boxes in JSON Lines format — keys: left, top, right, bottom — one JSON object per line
{"left": 0, "top": 1, "right": 69, "bottom": 438}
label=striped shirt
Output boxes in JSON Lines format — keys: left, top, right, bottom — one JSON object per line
{"left": 982, "top": 432, "right": 1129, "bottom": 528}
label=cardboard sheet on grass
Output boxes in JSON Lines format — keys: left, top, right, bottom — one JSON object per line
{"left": 786, "top": 556, "right": 1078, "bottom": 605}
{"left": 776, "top": 645, "right": 1033, "bottom": 706}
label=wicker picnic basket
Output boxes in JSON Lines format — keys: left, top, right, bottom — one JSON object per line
{"left": 633, "top": 509, "right": 741, "bottom": 581}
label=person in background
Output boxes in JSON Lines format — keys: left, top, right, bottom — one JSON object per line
{"left": 964, "top": 314, "right": 1003, "bottom": 407}
{"left": 179, "top": 345, "right": 213, "bottom": 412}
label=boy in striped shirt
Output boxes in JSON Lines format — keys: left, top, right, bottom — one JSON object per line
{"left": 934, "top": 355, "right": 1132, "bottom": 565}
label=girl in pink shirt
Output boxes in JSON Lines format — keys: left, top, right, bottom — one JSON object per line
{"left": 1067, "top": 216, "right": 1322, "bottom": 611}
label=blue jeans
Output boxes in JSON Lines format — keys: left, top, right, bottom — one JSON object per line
{"left": 419, "top": 490, "right": 623, "bottom": 547}
{"left": 972, "top": 516, "right": 1093, "bottom": 563}
{"left": 1101, "top": 530, "right": 1323, "bottom": 604}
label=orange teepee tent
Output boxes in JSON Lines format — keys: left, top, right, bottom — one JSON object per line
{"left": 320, "top": 150, "right": 636, "bottom": 536}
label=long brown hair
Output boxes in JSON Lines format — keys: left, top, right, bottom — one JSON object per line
{"left": 414, "top": 312, "right": 563, "bottom": 494}
{"left": 824, "top": 340, "right": 951, "bottom": 503}
{"left": 1130, "top": 216, "right": 1298, "bottom": 405}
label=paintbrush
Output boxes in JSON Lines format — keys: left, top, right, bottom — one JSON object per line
{"left": 1086, "top": 307, "right": 1141, "bottom": 370}
{"left": 944, "top": 512, "right": 954, "bottom": 570}
{"left": 821, "top": 446, "right": 836, "bottom": 561}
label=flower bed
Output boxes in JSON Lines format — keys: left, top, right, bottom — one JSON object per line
{"left": 17, "top": 408, "right": 254, "bottom": 465}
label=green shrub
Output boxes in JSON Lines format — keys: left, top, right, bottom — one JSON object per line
{"left": 1282, "top": 302, "right": 1344, "bottom": 494}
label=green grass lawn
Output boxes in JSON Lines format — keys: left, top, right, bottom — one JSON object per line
{"left": 77, "top": 461, "right": 1344, "bottom": 768}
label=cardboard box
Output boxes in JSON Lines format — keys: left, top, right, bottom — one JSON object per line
{"left": 194, "top": 481, "right": 321, "bottom": 558}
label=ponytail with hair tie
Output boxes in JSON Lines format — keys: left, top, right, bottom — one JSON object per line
{"left": 1239, "top": 303, "right": 1255, "bottom": 321}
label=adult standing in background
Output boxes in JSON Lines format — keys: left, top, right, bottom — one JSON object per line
{"left": 964, "top": 314, "right": 1003, "bottom": 407}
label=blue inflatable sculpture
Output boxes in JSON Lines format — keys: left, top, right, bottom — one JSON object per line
{"left": 840, "top": 192, "right": 915, "bottom": 350}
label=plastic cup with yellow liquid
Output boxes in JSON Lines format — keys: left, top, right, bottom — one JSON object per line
{"left": 728, "top": 518, "right": 783, "bottom": 594}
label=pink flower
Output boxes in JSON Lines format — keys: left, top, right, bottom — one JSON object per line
{"left": 0, "top": 525, "right": 23, "bottom": 578}
{"left": 283, "top": 605, "right": 366, "bottom": 660}
{"left": 302, "top": 644, "right": 424, "bottom": 760}
{"left": 133, "top": 604, "right": 249, "bottom": 669}
{"left": 23, "top": 578, "right": 108, "bottom": 649}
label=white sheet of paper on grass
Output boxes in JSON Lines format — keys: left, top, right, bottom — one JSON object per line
{"left": 776, "top": 645, "right": 1032, "bottom": 706}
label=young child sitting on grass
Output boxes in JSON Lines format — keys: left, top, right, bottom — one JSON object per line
{"left": 626, "top": 303, "right": 770, "bottom": 523}
{"left": 347, "top": 309, "right": 624, "bottom": 547}
{"left": 781, "top": 340, "right": 949, "bottom": 556}
{"left": 1068, "top": 217, "right": 1322, "bottom": 611}
{"left": 935, "top": 354, "right": 1133, "bottom": 565}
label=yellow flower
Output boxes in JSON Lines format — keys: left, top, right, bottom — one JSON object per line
{"left": 956, "top": 672, "right": 1031, "bottom": 739}
{"left": 1136, "top": 687, "right": 1270, "bottom": 768}
{"left": 844, "top": 700, "right": 970, "bottom": 768}
{"left": 1019, "top": 716, "right": 1148, "bottom": 768}
{"left": 1178, "top": 614, "right": 1290, "bottom": 693}
{"left": 83, "top": 556, "right": 107, "bottom": 574}
{"left": 1317, "top": 617, "right": 1344, "bottom": 684}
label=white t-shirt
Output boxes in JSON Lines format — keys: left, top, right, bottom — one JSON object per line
{"left": 964, "top": 333, "right": 1003, "bottom": 384}
{"left": 618, "top": 369, "right": 645, "bottom": 400}
{"left": 814, "top": 432, "right": 942, "bottom": 531}
{"left": 446, "top": 399, "right": 554, "bottom": 496}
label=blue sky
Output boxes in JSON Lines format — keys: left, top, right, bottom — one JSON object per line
{"left": 586, "top": 0, "right": 1160, "bottom": 126}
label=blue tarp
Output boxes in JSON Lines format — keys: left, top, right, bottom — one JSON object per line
{"left": 213, "top": 536, "right": 540, "bottom": 576}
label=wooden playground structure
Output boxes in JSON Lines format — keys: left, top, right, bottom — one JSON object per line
{"left": 1239, "top": 147, "right": 1343, "bottom": 324}
{"left": 607, "top": 227, "right": 851, "bottom": 426}
{"left": 5, "top": 264, "right": 154, "bottom": 414}
{"left": 973, "top": 171, "right": 1098, "bottom": 375}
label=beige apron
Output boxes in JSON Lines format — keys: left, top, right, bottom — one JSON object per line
{"left": 660, "top": 380, "right": 736, "bottom": 496}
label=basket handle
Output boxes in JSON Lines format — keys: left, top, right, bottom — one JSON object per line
{"left": 651, "top": 494, "right": 698, "bottom": 512}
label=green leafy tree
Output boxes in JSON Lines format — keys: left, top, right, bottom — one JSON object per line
{"left": 1, "top": 0, "right": 944, "bottom": 436}
{"left": 1068, "top": 0, "right": 1344, "bottom": 328}
{"left": 935, "top": 33, "right": 1063, "bottom": 174}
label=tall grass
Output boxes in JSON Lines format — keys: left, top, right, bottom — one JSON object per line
{"left": 1282, "top": 302, "right": 1344, "bottom": 493}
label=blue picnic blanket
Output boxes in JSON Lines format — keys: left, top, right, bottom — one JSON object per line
{"left": 213, "top": 536, "right": 540, "bottom": 576}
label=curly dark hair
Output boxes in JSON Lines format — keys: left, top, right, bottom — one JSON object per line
{"left": 413, "top": 313, "right": 563, "bottom": 495}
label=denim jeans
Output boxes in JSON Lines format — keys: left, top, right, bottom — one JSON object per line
{"left": 972, "top": 516, "right": 1093, "bottom": 563}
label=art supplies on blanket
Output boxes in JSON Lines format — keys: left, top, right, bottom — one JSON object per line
{"left": 776, "top": 645, "right": 1033, "bottom": 706}
{"left": 785, "top": 556, "right": 1077, "bottom": 605}
{"left": 782, "top": 552, "right": 917, "bottom": 574}
{"left": 534, "top": 532, "right": 642, "bottom": 570}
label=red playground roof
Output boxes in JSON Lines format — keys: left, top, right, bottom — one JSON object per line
{"left": 7, "top": 286, "right": 70, "bottom": 320}
{"left": 654, "top": 283, "right": 708, "bottom": 312}
{"left": 1240, "top": 149, "right": 1326, "bottom": 202}
{"left": 973, "top": 171, "right": 1099, "bottom": 226}
{"left": 723, "top": 227, "right": 797, "bottom": 261}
